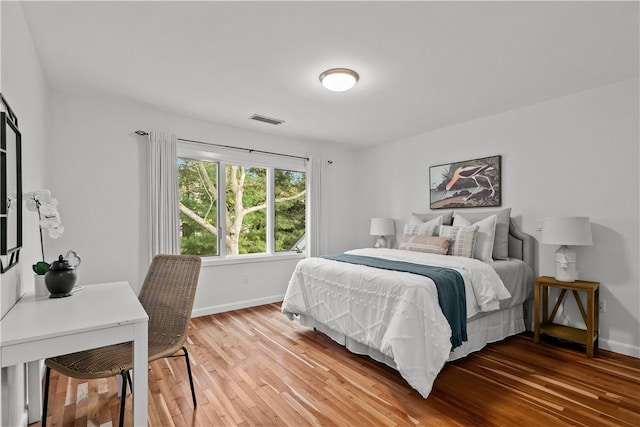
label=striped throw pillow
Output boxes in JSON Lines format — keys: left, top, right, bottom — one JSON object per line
{"left": 400, "top": 235, "right": 451, "bottom": 255}
{"left": 439, "top": 225, "right": 479, "bottom": 258}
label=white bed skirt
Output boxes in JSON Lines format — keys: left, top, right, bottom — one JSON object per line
{"left": 298, "top": 304, "right": 525, "bottom": 371}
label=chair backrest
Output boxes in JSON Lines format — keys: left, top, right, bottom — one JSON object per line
{"left": 138, "top": 254, "right": 201, "bottom": 352}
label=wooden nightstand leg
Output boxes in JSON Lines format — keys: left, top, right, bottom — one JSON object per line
{"left": 534, "top": 283, "right": 540, "bottom": 344}
{"left": 586, "top": 289, "right": 595, "bottom": 357}
{"left": 594, "top": 288, "right": 600, "bottom": 351}
{"left": 542, "top": 285, "right": 549, "bottom": 323}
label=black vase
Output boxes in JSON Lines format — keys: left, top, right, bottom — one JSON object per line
{"left": 45, "top": 255, "right": 77, "bottom": 298}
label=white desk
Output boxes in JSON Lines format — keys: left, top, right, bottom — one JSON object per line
{"left": 0, "top": 281, "right": 148, "bottom": 426}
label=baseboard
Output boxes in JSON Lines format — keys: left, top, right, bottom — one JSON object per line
{"left": 192, "top": 294, "right": 285, "bottom": 318}
{"left": 15, "top": 410, "right": 28, "bottom": 427}
{"left": 598, "top": 337, "right": 640, "bottom": 358}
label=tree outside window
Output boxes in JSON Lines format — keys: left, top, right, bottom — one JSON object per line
{"left": 178, "top": 158, "right": 218, "bottom": 256}
{"left": 275, "top": 169, "right": 306, "bottom": 252}
{"left": 178, "top": 157, "right": 306, "bottom": 257}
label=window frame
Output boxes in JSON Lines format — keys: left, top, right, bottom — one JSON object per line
{"left": 177, "top": 141, "right": 307, "bottom": 263}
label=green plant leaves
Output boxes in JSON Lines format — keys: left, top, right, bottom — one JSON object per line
{"left": 32, "top": 261, "right": 50, "bottom": 275}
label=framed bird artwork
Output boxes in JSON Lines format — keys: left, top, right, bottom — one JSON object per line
{"left": 429, "top": 155, "right": 501, "bottom": 209}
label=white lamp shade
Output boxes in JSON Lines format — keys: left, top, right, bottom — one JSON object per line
{"left": 541, "top": 217, "right": 593, "bottom": 246}
{"left": 370, "top": 218, "right": 395, "bottom": 236}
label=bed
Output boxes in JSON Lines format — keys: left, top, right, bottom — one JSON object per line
{"left": 281, "top": 209, "right": 534, "bottom": 398}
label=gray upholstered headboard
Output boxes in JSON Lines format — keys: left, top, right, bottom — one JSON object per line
{"left": 508, "top": 219, "right": 534, "bottom": 269}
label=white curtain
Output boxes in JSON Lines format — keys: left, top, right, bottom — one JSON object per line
{"left": 307, "top": 157, "right": 328, "bottom": 257}
{"left": 148, "top": 131, "right": 180, "bottom": 256}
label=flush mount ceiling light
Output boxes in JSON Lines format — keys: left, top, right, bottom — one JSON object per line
{"left": 319, "top": 68, "right": 359, "bottom": 92}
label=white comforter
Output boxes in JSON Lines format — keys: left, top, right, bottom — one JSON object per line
{"left": 281, "top": 248, "right": 511, "bottom": 397}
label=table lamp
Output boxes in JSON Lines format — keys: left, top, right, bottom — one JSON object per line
{"left": 370, "top": 218, "right": 395, "bottom": 248}
{"left": 541, "top": 216, "right": 593, "bottom": 282}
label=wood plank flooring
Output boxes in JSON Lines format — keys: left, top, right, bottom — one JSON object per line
{"left": 33, "top": 303, "right": 640, "bottom": 427}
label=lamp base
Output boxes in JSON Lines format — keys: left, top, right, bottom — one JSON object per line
{"left": 374, "top": 235, "right": 388, "bottom": 249}
{"left": 554, "top": 245, "right": 577, "bottom": 282}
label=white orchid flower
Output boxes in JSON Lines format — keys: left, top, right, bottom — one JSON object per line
{"left": 24, "top": 189, "right": 64, "bottom": 269}
{"left": 39, "top": 202, "right": 59, "bottom": 218}
{"left": 40, "top": 214, "right": 62, "bottom": 230}
{"left": 47, "top": 225, "right": 64, "bottom": 239}
{"left": 24, "top": 190, "right": 52, "bottom": 212}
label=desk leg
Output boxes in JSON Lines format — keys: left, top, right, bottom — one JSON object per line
{"left": 27, "top": 360, "right": 42, "bottom": 423}
{"left": 132, "top": 321, "right": 148, "bottom": 427}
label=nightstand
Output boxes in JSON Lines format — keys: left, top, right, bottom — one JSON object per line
{"left": 533, "top": 276, "right": 600, "bottom": 357}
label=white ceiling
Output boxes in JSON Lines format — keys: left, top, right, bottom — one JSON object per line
{"left": 20, "top": 1, "right": 639, "bottom": 147}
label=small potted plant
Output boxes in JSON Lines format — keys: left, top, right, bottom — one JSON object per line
{"left": 24, "top": 190, "right": 64, "bottom": 295}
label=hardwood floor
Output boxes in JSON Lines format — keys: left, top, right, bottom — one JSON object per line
{"left": 33, "top": 303, "right": 640, "bottom": 427}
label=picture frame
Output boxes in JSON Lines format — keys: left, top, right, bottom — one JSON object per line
{"left": 1, "top": 93, "right": 22, "bottom": 273}
{"left": 429, "top": 155, "right": 501, "bottom": 210}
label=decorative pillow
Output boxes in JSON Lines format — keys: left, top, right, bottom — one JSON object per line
{"left": 453, "top": 214, "right": 497, "bottom": 262}
{"left": 400, "top": 236, "right": 451, "bottom": 255}
{"left": 452, "top": 207, "right": 511, "bottom": 260}
{"left": 412, "top": 211, "right": 453, "bottom": 226}
{"left": 403, "top": 222, "right": 439, "bottom": 237}
{"left": 408, "top": 215, "right": 443, "bottom": 227}
{"left": 439, "top": 225, "right": 479, "bottom": 258}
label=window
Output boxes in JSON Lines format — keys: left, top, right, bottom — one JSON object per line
{"left": 226, "top": 163, "right": 267, "bottom": 255}
{"left": 178, "top": 158, "right": 218, "bottom": 256}
{"left": 275, "top": 169, "right": 306, "bottom": 252}
{"left": 177, "top": 144, "right": 306, "bottom": 259}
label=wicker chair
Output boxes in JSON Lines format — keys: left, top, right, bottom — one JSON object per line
{"left": 41, "top": 254, "right": 202, "bottom": 427}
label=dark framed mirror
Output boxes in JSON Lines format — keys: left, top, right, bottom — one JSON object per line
{"left": 1, "top": 93, "right": 22, "bottom": 273}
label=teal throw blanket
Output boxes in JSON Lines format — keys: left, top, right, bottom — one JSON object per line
{"left": 322, "top": 254, "right": 467, "bottom": 349}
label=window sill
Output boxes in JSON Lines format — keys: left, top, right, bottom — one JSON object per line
{"left": 200, "top": 252, "right": 305, "bottom": 267}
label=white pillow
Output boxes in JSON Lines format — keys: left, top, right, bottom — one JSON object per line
{"left": 408, "top": 215, "right": 443, "bottom": 227}
{"left": 453, "top": 214, "right": 497, "bottom": 262}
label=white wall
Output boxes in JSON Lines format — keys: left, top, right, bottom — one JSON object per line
{"left": 355, "top": 78, "right": 640, "bottom": 357}
{"left": 2, "top": 2, "right": 638, "bottom": 423}
{"left": 1, "top": 2, "right": 51, "bottom": 425}
{"left": 46, "top": 90, "right": 359, "bottom": 315}
{"left": 1, "top": 5, "right": 359, "bottom": 418}
{"left": 1, "top": 2, "right": 51, "bottom": 314}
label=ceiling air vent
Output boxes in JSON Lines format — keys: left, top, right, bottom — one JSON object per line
{"left": 249, "top": 114, "right": 285, "bottom": 126}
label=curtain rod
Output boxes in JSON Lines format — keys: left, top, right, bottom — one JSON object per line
{"left": 135, "top": 130, "right": 311, "bottom": 162}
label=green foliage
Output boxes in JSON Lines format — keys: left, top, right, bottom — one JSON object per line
{"left": 32, "top": 261, "right": 50, "bottom": 275}
{"left": 178, "top": 159, "right": 306, "bottom": 256}
{"left": 179, "top": 159, "right": 218, "bottom": 256}
{"left": 275, "top": 170, "right": 306, "bottom": 251}
{"left": 227, "top": 165, "right": 267, "bottom": 254}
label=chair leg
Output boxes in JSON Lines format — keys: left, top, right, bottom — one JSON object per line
{"left": 42, "top": 366, "right": 51, "bottom": 427}
{"left": 40, "top": 368, "right": 130, "bottom": 427}
{"left": 119, "top": 371, "right": 128, "bottom": 427}
{"left": 182, "top": 346, "right": 197, "bottom": 407}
